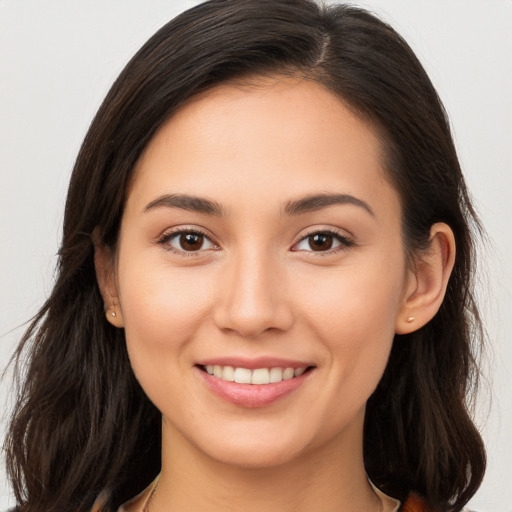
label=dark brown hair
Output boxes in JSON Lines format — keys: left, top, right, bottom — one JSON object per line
{"left": 5, "top": 1, "right": 486, "bottom": 511}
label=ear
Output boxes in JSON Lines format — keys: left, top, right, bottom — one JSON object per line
{"left": 93, "top": 230, "right": 125, "bottom": 328}
{"left": 395, "top": 223, "right": 456, "bottom": 334}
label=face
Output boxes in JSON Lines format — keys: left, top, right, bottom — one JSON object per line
{"left": 105, "top": 77, "right": 414, "bottom": 468}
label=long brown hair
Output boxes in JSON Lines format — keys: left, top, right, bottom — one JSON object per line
{"left": 5, "top": 1, "right": 486, "bottom": 511}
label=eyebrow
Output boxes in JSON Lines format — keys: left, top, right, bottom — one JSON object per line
{"left": 144, "top": 194, "right": 225, "bottom": 216}
{"left": 283, "top": 193, "right": 374, "bottom": 217}
{"left": 143, "top": 192, "right": 374, "bottom": 217}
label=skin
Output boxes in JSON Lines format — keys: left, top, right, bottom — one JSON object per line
{"left": 96, "top": 76, "right": 455, "bottom": 512}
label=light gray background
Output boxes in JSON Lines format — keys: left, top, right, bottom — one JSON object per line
{"left": 1, "top": 1, "right": 511, "bottom": 510}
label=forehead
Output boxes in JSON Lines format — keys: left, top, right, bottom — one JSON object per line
{"left": 127, "top": 76, "right": 398, "bottom": 222}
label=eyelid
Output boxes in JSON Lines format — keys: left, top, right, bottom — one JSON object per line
{"left": 155, "top": 225, "right": 355, "bottom": 256}
{"left": 291, "top": 227, "right": 355, "bottom": 254}
{"left": 156, "top": 226, "right": 219, "bottom": 255}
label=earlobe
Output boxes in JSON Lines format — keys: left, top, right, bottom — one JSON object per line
{"left": 104, "top": 304, "right": 125, "bottom": 328}
{"left": 93, "top": 232, "right": 125, "bottom": 328}
{"left": 396, "top": 223, "right": 456, "bottom": 334}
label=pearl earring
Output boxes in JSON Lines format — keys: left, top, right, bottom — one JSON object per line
{"left": 406, "top": 316, "right": 415, "bottom": 323}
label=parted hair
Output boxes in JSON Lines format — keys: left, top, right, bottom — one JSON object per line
{"left": 5, "top": 1, "right": 486, "bottom": 511}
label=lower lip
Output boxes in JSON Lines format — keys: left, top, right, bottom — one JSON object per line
{"left": 196, "top": 367, "right": 312, "bottom": 408}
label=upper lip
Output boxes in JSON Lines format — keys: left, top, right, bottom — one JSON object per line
{"left": 195, "top": 357, "right": 314, "bottom": 370}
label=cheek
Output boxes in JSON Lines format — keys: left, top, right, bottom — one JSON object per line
{"left": 300, "top": 260, "right": 404, "bottom": 337}
{"left": 117, "top": 257, "right": 215, "bottom": 372}
{"left": 296, "top": 254, "right": 405, "bottom": 380}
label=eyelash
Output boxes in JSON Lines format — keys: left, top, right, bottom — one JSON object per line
{"left": 156, "top": 227, "right": 355, "bottom": 256}
{"left": 292, "top": 228, "right": 355, "bottom": 256}
{"left": 157, "top": 227, "right": 217, "bottom": 257}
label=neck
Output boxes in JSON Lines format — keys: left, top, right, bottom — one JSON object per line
{"left": 150, "top": 414, "right": 382, "bottom": 512}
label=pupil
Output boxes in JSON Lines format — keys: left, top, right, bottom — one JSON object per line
{"left": 181, "top": 233, "right": 203, "bottom": 251}
{"left": 310, "top": 233, "right": 333, "bottom": 251}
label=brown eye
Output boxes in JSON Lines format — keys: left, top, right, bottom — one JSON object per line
{"left": 163, "top": 230, "right": 216, "bottom": 252}
{"left": 308, "top": 233, "right": 333, "bottom": 251}
{"left": 179, "top": 233, "right": 204, "bottom": 251}
{"left": 293, "top": 230, "right": 350, "bottom": 253}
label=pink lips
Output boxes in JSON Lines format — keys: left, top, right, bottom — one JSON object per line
{"left": 195, "top": 357, "right": 314, "bottom": 408}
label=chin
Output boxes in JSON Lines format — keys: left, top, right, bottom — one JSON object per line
{"left": 207, "top": 443, "right": 301, "bottom": 470}
{"left": 192, "top": 427, "right": 312, "bottom": 469}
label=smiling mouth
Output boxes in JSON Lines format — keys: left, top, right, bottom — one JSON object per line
{"left": 198, "top": 364, "right": 314, "bottom": 385}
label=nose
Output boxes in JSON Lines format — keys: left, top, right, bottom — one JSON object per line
{"left": 213, "top": 249, "right": 294, "bottom": 338}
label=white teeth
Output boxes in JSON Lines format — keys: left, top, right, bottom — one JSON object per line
{"left": 269, "top": 367, "right": 283, "bottom": 383}
{"left": 234, "top": 367, "right": 252, "bottom": 384}
{"left": 251, "top": 368, "right": 270, "bottom": 384}
{"left": 294, "top": 367, "right": 305, "bottom": 377}
{"left": 222, "top": 366, "right": 235, "bottom": 382}
{"left": 204, "top": 365, "right": 308, "bottom": 384}
{"left": 283, "top": 368, "right": 295, "bottom": 380}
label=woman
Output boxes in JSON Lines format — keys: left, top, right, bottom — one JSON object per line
{"left": 5, "top": 1, "right": 486, "bottom": 511}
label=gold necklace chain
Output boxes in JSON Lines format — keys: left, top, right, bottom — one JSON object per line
{"left": 141, "top": 476, "right": 387, "bottom": 512}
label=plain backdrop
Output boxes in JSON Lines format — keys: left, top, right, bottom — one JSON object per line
{"left": 1, "top": 1, "right": 511, "bottom": 510}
